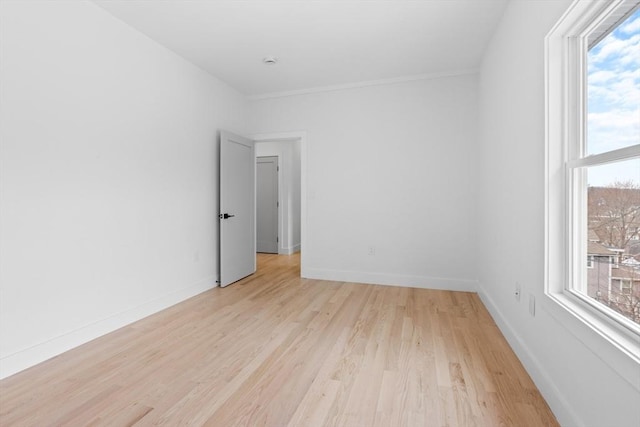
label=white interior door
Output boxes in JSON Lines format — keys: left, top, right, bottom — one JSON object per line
{"left": 220, "top": 131, "right": 255, "bottom": 287}
{"left": 256, "top": 156, "right": 278, "bottom": 253}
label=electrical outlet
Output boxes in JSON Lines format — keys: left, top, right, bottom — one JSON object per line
{"left": 515, "top": 282, "right": 521, "bottom": 301}
{"left": 368, "top": 246, "right": 376, "bottom": 256}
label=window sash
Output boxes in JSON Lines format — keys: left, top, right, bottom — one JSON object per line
{"left": 567, "top": 161, "right": 640, "bottom": 335}
{"left": 568, "top": 146, "right": 640, "bottom": 169}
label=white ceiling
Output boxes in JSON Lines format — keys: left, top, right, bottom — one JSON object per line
{"left": 93, "top": 0, "right": 509, "bottom": 97}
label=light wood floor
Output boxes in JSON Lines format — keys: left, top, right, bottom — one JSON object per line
{"left": 0, "top": 253, "right": 558, "bottom": 426}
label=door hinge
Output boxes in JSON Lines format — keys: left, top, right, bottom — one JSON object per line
{"left": 277, "top": 166, "right": 279, "bottom": 172}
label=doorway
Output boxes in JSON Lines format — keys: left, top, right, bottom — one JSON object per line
{"left": 256, "top": 156, "right": 279, "bottom": 254}
{"left": 254, "top": 137, "right": 302, "bottom": 257}
{"left": 219, "top": 131, "right": 306, "bottom": 285}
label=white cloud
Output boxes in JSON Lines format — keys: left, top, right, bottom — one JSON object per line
{"left": 588, "top": 68, "right": 639, "bottom": 110}
{"left": 589, "top": 108, "right": 640, "bottom": 129}
{"left": 617, "top": 34, "right": 640, "bottom": 66}
{"left": 620, "top": 14, "right": 640, "bottom": 35}
{"left": 590, "top": 33, "right": 639, "bottom": 66}
{"left": 587, "top": 108, "right": 640, "bottom": 154}
{"left": 588, "top": 69, "right": 617, "bottom": 84}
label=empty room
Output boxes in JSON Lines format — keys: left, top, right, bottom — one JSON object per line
{"left": 1, "top": 0, "right": 639, "bottom": 426}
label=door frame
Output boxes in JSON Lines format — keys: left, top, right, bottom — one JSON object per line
{"left": 251, "top": 131, "right": 307, "bottom": 278}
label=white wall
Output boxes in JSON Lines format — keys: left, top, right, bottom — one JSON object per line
{"left": 477, "top": 1, "right": 640, "bottom": 426}
{"left": 255, "top": 140, "right": 301, "bottom": 254}
{"left": 249, "top": 75, "right": 479, "bottom": 290}
{"left": 0, "top": 0, "right": 246, "bottom": 379}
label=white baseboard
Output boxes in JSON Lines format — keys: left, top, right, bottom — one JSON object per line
{"left": 476, "top": 283, "right": 583, "bottom": 427}
{"left": 279, "top": 244, "right": 301, "bottom": 255}
{"left": 0, "top": 276, "right": 216, "bottom": 380}
{"left": 304, "top": 267, "right": 478, "bottom": 292}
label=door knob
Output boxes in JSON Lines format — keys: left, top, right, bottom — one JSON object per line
{"left": 219, "top": 213, "right": 235, "bottom": 219}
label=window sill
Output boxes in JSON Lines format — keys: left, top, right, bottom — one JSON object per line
{"left": 543, "top": 291, "right": 640, "bottom": 392}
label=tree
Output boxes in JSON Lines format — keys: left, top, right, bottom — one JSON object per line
{"left": 588, "top": 180, "right": 640, "bottom": 252}
{"left": 588, "top": 180, "right": 640, "bottom": 325}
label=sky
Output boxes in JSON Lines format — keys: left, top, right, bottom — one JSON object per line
{"left": 587, "top": 8, "right": 640, "bottom": 187}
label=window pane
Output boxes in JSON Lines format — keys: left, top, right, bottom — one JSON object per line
{"left": 586, "top": 8, "right": 640, "bottom": 156}
{"left": 585, "top": 159, "right": 640, "bottom": 324}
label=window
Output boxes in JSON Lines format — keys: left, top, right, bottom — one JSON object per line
{"left": 545, "top": 0, "right": 640, "bottom": 361}
{"left": 579, "top": 5, "right": 639, "bottom": 326}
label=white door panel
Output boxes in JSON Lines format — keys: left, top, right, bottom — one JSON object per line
{"left": 220, "top": 131, "right": 255, "bottom": 287}
{"left": 256, "top": 156, "right": 278, "bottom": 253}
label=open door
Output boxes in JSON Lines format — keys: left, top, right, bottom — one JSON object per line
{"left": 219, "top": 131, "right": 255, "bottom": 287}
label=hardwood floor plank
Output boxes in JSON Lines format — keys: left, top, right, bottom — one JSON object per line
{"left": 0, "top": 253, "right": 558, "bottom": 426}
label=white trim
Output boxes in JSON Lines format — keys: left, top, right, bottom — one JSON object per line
{"left": 305, "top": 268, "right": 478, "bottom": 292}
{"left": 247, "top": 69, "right": 478, "bottom": 100}
{"left": 279, "top": 244, "right": 301, "bottom": 255}
{"left": 542, "top": 292, "right": 640, "bottom": 391}
{"left": 252, "top": 131, "right": 305, "bottom": 142}
{"left": 0, "top": 276, "right": 216, "bottom": 380}
{"left": 476, "top": 285, "right": 585, "bottom": 427}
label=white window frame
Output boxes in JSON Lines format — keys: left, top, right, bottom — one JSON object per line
{"left": 545, "top": 0, "right": 640, "bottom": 388}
